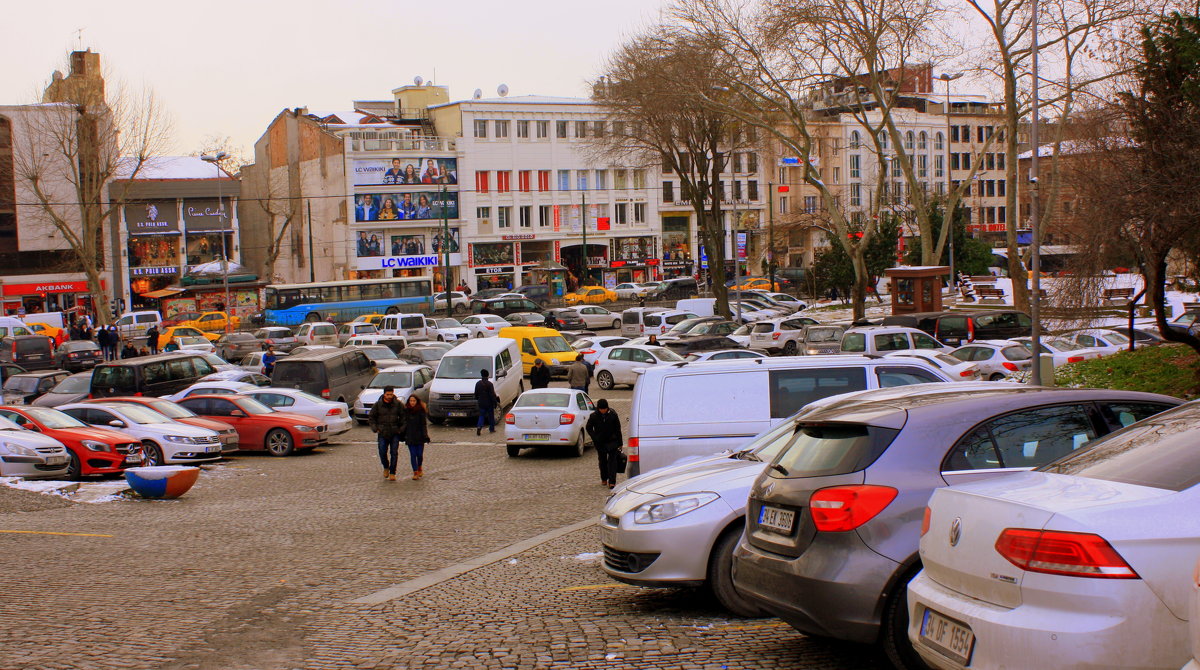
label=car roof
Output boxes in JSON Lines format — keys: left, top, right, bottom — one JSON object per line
{"left": 372, "top": 364, "right": 429, "bottom": 373}
{"left": 282, "top": 349, "right": 359, "bottom": 361}
{"left": 11, "top": 370, "right": 66, "bottom": 378}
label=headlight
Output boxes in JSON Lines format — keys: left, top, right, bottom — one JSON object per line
{"left": 2, "top": 442, "right": 36, "bottom": 457}
{"left": 163, "top": 435, "right": 191, "bottom": 443}
{"left": 81, "top": 440, "right": 112, "bottom": 452}
{"left": 550, "top": 358, "right": 560, "bottom": 365}
{"left": 293, "top": 425, "right": 315, "bottom": 432}
{"left": 429, "top": 392, "right": 441, "bottom": 400}
{"left": 633, "top": 492, "right": 720, "bottom": 524}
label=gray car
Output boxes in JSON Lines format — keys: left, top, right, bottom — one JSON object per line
{"left": 31, "top": 370, "right": 92, "bottom": 407}
{"left": 731, "top": 384, "right": 1183, "bottom": 669}
{"left": 352, "top": 365, "right": 434, "bottom": 423}
{"left": 253, "top": 327, "right": 300, "bottom": 353}
{"left": 216, "top": 332, "right": 261, "bottom": 362}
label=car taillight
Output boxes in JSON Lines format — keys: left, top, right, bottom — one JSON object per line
{"left": 326, "top": 407, "right": 342, "bottom": 416}
{"left": 967, "top": 319, "right": 976, "bottom": 342}
{"left": 627, "top": 437, "right": 639, "bottom": 462}
{"left": 809, "top": 485, "right": 898, "bottom": 532}
{"left": 995, "top": 528, "right": 1138, "bottom": 579}
{"left": 772, "top": 332, "right": 781, "bottom": 340}
{"left": 640, "top": 326, "right": 645, "bottom": 333}
{"left": 559, "top": 413, "right": 575, "bottom": 425}
{"left": 505, "top": 413, "right": 515, "bottom": 425}
{"left": 69, "top": 353, "right": 78, "bottom": 358}
{"left": 959, "top": 369, "right": 975, "bottom": 377}
{"left": 321, "top": 389, "right": 330, "bottom": 399}
{"left": 1067, "top": 356, "right": 1084, "bottom": 363}
{"left": 580, "top": 349, "right": 595, "bottom": 355}
{"left": 1002, "top": 361, "right": 1019, "bottom": 371}
{"left": 921, "top": 506, "right": 932, "bottom": 536}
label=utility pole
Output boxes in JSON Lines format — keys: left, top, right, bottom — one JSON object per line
{"left": 307, "top": 199, "right": 315, "bottom": 283}
{"left": 581, "top": 189, "right": 588, "bottom": 285}
{"left": 201, "top": 152, "right": 231, "bottom": 332}
{"left": 732, "top": 188, "right": 742, "bottom": 322}
{"left": 1029, "top": 0, "right": 1045, "bottom": 385}
{"left": 441, "top": 184, "right": 451, "bottom": 318}
{"left": 937, "top": 71, "right": 964, "bottom": 305}
{"left": 768, "top": 181, "right": 776, "bottom": 293}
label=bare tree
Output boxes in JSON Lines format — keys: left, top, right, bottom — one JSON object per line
{"left": 191, "top": 134, "right": 250, "bottom": 176}
{"left": 242, "top": 161, "right": 300, "bottom": 282}
{"left": 11, "top": 54, "right": 171, "bottom": 324}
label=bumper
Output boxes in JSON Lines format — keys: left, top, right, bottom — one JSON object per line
{"left": 907, "top": 570, "right": 1187, "bottom": 670}
{"left": 326, "top": 415, "right": 353, "bottom": 436}
{"left": 161, "top": 443, "right": 224, "bottom": 463}
{"left": 219, "top": 434, "right": 240, "bottom": 453}
{"left": 599, "top": 499, "right": 737, "bottom": 587}
{"left": 732, "top": 530, "right": 900, "bottom": 643}
{"left": 0, "top": 457, "right": 69, "bottom": 478}
{"left": 504, "top": 424, "right": 581, "bottom": 447}
{"left": 80, "top": 451, "right": 140, "bottom": 475}
{"left": 429, "top": 399, "right": 480, "bottom": 419}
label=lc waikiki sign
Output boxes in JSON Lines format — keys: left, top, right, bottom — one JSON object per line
{"left": 356, "top": 254, "right": 461, "bottom": 271}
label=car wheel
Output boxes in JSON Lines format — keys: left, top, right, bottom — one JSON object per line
{"left": 571, "top": 432, "right": 586, "bottom": 457}
{"left": 437, "top": 336, "right": 444, "bottom": 342}
{"left": 305, "top": 312, "right": 321, "bottom": 323}
{"left": 989, "top": 373, "right": 1005, "bottom": 381}
{"left": 881, "top": 566, "right": 929, "bottom": 670}
{"left": 454, "top": 304, "right": 466, "bottom": 314}
{"left": 782, "top": 340, "right": 798, "bottom": 356}
{"left": 141, "top": 440, "right": 163, "bottom": 467}
{"left": 67, "top": 451, "right": 82, "bottom": 480}
{"left": 708, "top": 525, "right": 768, "bottom": 618}
{"left": 597, "top": 370, "right": 615, "bottom": 390}
{"left": 506, "top": 445, "right": 521, "bottom": 457}
{"left": 611, "top": 319, "right": 621, "bottom": 330}
{"left": 356, "top": 419, "right": 368, "bottom": 426}
{"left": 429, "top": 416, "right": 445, "bottom": 426}
{"left": 475, "top": 332, "right": 484, "bottom": 338}
{"left": 265, "top": 429, "right": 295, "bottom": 457}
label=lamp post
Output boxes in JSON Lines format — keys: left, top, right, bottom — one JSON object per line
{"left": 936, "top": 72, "right": 964, "bottom": 303}
{"left": 200, "top": 152, "right": 231, "bottom": 333}
{"left": 1029, "top": 0, "right": 1045, "bottom": 385}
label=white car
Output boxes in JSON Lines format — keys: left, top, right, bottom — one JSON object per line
{"left": 337, "top": 321, "right": 379, "bottom": 346}
{"left": 342, "top": 334, "right": 409, "bottom": 352}
{"left": 242, "top": 388, "right": 354, "bottom": 436}
{"left": 460, "top": 314, "right": 509, "bottom": 338}
{"left": 237, "top": 351, "right": 287, "bottom": 375}
{"left": 594, "top": 344, "right": 686, "bottom": 389}
{"left": 909, "top": 401, "right": 1200, "bottom": 670}
{"left": 749, "top": 316, "right": 823, "bottom": 355}
{"left": 1011, "top": 336, "right": 1104, "bottom": 367}
{"left": 574, "top": 305, "right": 622, "bottom": 330}
{"left": 200, "top": 369, "right": 272, "bottom": 386}
{"left": 346, "top": 344, "right": 409, "bottom": 369}
{"left": 1185, "top": 557, "right": 1200, "bottom": 670}
{"left": 296, "top": 321, "right": 338, "bottom": 346}
{"left": 841, "top": 325, "right": 950, "bottom": 356}
{"left": 1061, "top": 328, "right": 1132, "bottom": 356}
{"left": 614, "top": 283, "right": 654, "bottom": 300}
{"left": 428, "top": 318, "right": 470, "bottom": 342}
{"left": 683, "top": 349, "right": 767, "bottom": 362}
{"left": 949, "top": 341, "right": 1034, "bottom": 380}
{"left": 163, "top": 381, "right": 262, "bottom": 403}
{"left": 571, "top": 336, "right": 631, "bottom": 366}
{"left": 171, "top": 336, "right": 216, "bottom": 354}
{"left": 351, "top": 365, "right": 434, "bottom": 423}
{"left": 727, "top": 324, "right": 752, "bottom": 348}
{"left": 434, "top": 291, "right": 470, "bottom": 313}
{"left": 58, "top": 402, "right": 222, "bottom": 467}
{"left": 762, "top": 292, "right": 807, "bottom": 312}
{"left": 0, "top": 414, "right": 69, "bottom": 478}
{"left": 882, "top": 350, "right": 980, "bottom": 381}
{"left": 503, "top": 388, "right": 595, "bottom": 458}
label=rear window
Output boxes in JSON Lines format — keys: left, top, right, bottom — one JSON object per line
{"left": 400, "top": 316, "right": 424, "bottom": 329}
{"left": 752, "top": 323, "right": 776, "bottom": 333}
{"left": 273, "top": 361, "right": 325, "bottom": 384}
{"left": 773, "top": 424, "right": 901, "bottom": 478}
{"left": 93, "top": 365, "right": 136, "bottom": 394}
{"left": 768, "top": 367, "right": 868, "bottom": 418}
{"left": 515, "top": 393, "right": 571, "bottom": 408}
{"left": 644, "top": 315, "right": 662, "bottom": 327}
{"left": 1041, "top": 403, "right": 1200, "bottom": 491}
{"left": 841, "top": 332, "right": 866, "bottom": 352}
{"left": 15, "top": 338, "right": 49, "bottom": 353}
{"left": 313, "top": 325, "right": 336, "bottom": 336}
{"left": 622, "top": 312, "right": 640, "bottom": 324}
{"left": 3, "top": 376, "right": 40, "bottom": 393}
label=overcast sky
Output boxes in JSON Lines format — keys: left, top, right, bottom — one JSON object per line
{"left": 1, "top": 0, "right": 664, "bottom": 158}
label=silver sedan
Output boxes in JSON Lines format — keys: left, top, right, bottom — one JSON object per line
{"left": 503, "top": 388, "right": 595, "bottom": 458}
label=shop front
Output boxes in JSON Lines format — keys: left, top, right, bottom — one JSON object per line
{"left": 559, "top": 243, "right": 609, "bottom": 289}
{"left": 662, "top": 216, "right": 693, "bottom": 262}
{"left": 353, "top": 226, "right": 462, "bottom": 289}
{"left": 183, "top": 198, "right": 235, "bottom": 269}
{"left": 469, "top": 242, "right": 516, "bottom": 290}
{"left": 608, "top": 236, "right": 659, "bottom": 285}
{"left": 1, "top": 279, "right": 103, "bottom": 317}
{"left": 125, "top": 201, "right": 182, "bottom": 307}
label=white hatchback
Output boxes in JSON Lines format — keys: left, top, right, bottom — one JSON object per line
{"left": 460, "top": 314, "right": 509, "bottom": 338}
{"left": 242, "top": 388, "right": 353, "bottom": 436}
{"left": 163, "top": 381, "right": 261, "bottom": 403}
{"left": 503, "top": 388, "right": 595, "bottom": 457}
{"left": 594, "top": 344, "right": 685, "bottom": 389}
{"left": 571, "top": 336, "right": 630, "bottom": 366}
{"left": 296, "top": 322, "right": 338, "bottom": 346}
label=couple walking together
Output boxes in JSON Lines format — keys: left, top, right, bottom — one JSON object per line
{"left": 368, "top": 386, "right": 430, "bottom": 481}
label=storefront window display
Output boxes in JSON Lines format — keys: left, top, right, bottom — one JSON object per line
{"left": 128, "top": 236, "right": 180, "bottom": 269}
{"left": 471, "top": 242, "right": 515, "bottom": 267}
{"left": 184, "top": 233, "right": 233, "bottom": 266}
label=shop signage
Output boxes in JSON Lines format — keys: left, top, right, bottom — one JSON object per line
{"left": 379, "top": 255, "right": 440, "bottom": 268}
{"left": 125, "top": 201, "right": 180, "bottom": 235}
{"left": 502, "top": 234, "right": 536, "bottom": 241}
{"left": 130, "top": 266, "right": 179, "bottom": 277}
{"left": 182, "top": 198, "right": 232, "bottom": 231}
{"left": 2, "top": 280, "right": 102, "bottom": 296}
{"left": 663, "top": 260, "right": 689, "bottom": 268}
{"left": 481, "top": 266, "right": 512, "bottom": 274}
{"left": 352, "top": 158, "right": 458, "bottom": 187}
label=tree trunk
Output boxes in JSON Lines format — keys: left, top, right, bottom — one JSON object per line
{"left": 1002, "top": 63, "right": 1029, "bottom": 311}
{"left": 850, "top": 246, "right": 868, "bottom": 321}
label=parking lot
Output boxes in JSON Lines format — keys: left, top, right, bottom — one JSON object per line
{"left": 0, "top": 383, "right": 882, "bottom": 670}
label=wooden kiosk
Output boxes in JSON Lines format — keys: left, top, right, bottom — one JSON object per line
{"left": 885, "top": 266, "right": 949, "bottom": 315}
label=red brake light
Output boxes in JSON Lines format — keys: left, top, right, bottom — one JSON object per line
{"left": 809, "top": 485, "right": 898, "bottom": 532}
{"left": 959, "top": 369, "right": 974, "bottom": 377}
{"left": 1067, "top": 356, "right": 1084, "bottom": 363}
{"left": 559, "top": 413, "right": 576, "bottom": 425}
{"left": 627, "top": 437, "right": 639, "bottom": 462}
{"left": 995, "top": 528, "right": 1138, "bottom": 579}
{"left": 321, "top": 388, "right": 330, "bottom": 399}
{"left": 921, "top": 506, "right": 932, "bottom": 536}
{"left": 326, "top": 407, "right": 342, "bottom": 416}
{"left": 580, "top": 349, "right": 595, "bottom": 355}
{"left": 504, "top": 413, "right": 515, "bottom": 425}
{"left": 1002, "top": 361, "right": 1019, "bottom": 371}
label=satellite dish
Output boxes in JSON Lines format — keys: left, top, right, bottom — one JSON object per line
{"left": 414, "top": 76, "right": 424, "bottom": 86}
{"left": 497, "top": 84, "right": 509, "bottom": 97}
{"left": 473, "top": 89, "right": 483, "bottom": 99}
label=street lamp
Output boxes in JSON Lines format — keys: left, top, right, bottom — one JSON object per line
{"left": 200, "top": 152, "right": 231, "bottom": 333}
{"left": 936, "top": 72, "right": 963, "bottom": 303}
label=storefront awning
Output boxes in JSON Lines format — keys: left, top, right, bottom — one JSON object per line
{"left": 141, "top": 287, "right": 187, "bottom": 299}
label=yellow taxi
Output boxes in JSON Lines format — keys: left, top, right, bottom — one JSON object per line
{"left": 733, "top": 277, "right": 782, "bottom": 292}
{"left": 498, "top": 326, "right": 580, "bottom": 375}
{"left": 182, "top": 311, "right": 240, "bottom": 333}
{"left": 26, "top": 322, "right": 65, "bottom": 346}
{"left": 158, "top": 325, "right": 220, "bottom": 348}
{"left": 564, "top": 286, "right": 617, "bottom": 305}
{"left": 355, "top": 314, "right": 386, "bottom": 326}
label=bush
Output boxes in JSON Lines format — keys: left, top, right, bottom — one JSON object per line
{"left": 1054, "top": 343, "right": 1200, "bottom": 399}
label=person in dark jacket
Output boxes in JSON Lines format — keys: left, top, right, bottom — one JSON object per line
{"left": 368, "top": 385, "right": 406, "bottom": 481}
{"left": 404, "top": 396, "right": 431, "bottom": 480}
{"left": 121, "top": 343, "right": 138, "bottom": 359}
{"left": 145, "top": 325, "right": 160, "bottom": 355}
{"left": 585, "top": 398, "right": 623, "bottom": 489}
{"left": 474, "top": 369, "right": 500, "bottom": 435}
{"left": 543, "top": 310, "right": 559, "bottom": 330}
{"left": 96, "top": 327, "right": 111, "bottom": 361}
{"left": 529, "top": 358, "right": 552, "bottom": 389}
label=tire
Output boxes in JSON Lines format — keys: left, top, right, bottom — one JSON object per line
{"left": 506, "top": 445, "right": 521, "bottom": 458}
{"left": 989, "top": 373, "right": 1005, "bottom": 381}
{"left": 597, "top": 370, "right": 615, "bottom": 390}
{"left": 571, "top": 432, "right": 586, "bottom": 457}
{"left": 141, "top": 440, "right": 163, "bottom": 467}
{"left": 305, "top": 312, "right": 321, "bottom": 323}
{"left": 611, "top": 319, "right": 621, "bottom": 330}
{"left": 454, "top": 304, "right": 466, "bottom": 314}
{"left": 437, "top": 336, "right": 444, "bottom": 342}
{"left": 782, "top": 340, "right": 798, "bottom": 356}
{"left": 67, "top": 451, "right": 82, "bottom": 480}
{"left": 265, "top": 429, "right": 295, "bottom": 457}
{"left": 880, "top": 566, "right": 929, "bottom": 670}
{"left": 429, "top": 416, "right": 445, "bottom": 425}
{"left": 708, "top": 526, "right": 768, "bottom": 617}
{"left": 475, "top": 332, "right": 484, "bottom": 338}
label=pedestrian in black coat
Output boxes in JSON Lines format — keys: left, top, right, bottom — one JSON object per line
{"left": 474, "top": 369, "right": 500, "bottom": 435}
{"left": 404, "top": 396, "right": 431, "bottom": 480}
{"left": 529, "top": 359, "right": 552, "bottom": 389}
{"left": 585, "top": 398, "right": 624, "bottom": 489}
{"left": 368, "top": 386, "right": 407, "bottom": 481}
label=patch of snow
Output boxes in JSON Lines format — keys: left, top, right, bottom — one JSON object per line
{"left": 574, "top": 552, "right": 603, "bottom": 561}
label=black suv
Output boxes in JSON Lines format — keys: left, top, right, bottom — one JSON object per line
{"left": 470, "top": 297, "right": 542, "bottom": 318}
{"left": 514, "top": 285, "right": 552, "bottom": 306}
{"left": 883, "top": 310, "right": 1032, "bottom": 346}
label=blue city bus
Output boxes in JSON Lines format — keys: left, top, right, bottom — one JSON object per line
{"left": 262, "top": 277, "right": 433, "bottom": 326}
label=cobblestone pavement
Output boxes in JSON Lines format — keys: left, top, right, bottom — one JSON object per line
{"left": 0, "top": 384, "right": 884, "bottom": 670}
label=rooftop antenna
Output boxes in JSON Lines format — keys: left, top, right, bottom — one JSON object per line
{"left": 75, "top": 28, "right": 85, "bottom": 51}
{"left": 497, "top": 83, "right": 509, "bottom": 97}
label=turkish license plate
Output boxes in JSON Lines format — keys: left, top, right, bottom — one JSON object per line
{"left": 758, "top": 505, "right": 796, "bottom": 534}
{"left": 448, "top": 411, "right": 469, "bottom": 418}
{"left": 920, "top": 607, "right": 975, "bottom": 666}
{"left": 45, "top": 455, "right": 68, "bottom": 465}
{"left": 205, "top": 446, "right": 220, "bottom": 453}
{"left": 124, "top": 454, "right": 143, "bottom": 464}
{"left": 523, "top": 434, "right": 549, "bottom": 441}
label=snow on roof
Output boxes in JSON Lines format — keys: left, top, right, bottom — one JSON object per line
{"left": 432, "top": 94, "right": 593, "bottom": 109}
{"left": 1017, "top": 138, "right": 1133, "bottom": 159}
{"left": 307, "top": 110, "right": 392, "bottom": 126}
{"left": 115, "top": 155, "right": 233, "bottom": 180}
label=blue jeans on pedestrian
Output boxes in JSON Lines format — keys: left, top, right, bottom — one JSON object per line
{"left": 477, "top": 406, "right": 496, "bottom": 432}
{"left": 407, "top": 441, "right": 425, "bottom": 472}
{"left": 376, "top": 434, "right": 401, "bottom": 474}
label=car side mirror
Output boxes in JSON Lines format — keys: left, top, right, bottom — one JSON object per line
{"left": 21, "top": 424, "right": 39, "bottom": 432}
{"left": 108, "top": 420, "right": 125, "bottom": 428}
{"left": 229, "top": 409, "right": 246, "bottom": 417}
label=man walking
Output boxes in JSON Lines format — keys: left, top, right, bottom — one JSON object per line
{"left": 368, "top": 385, "right": 406, "bottom": 481}
{"left": 474, "top": 369, "right": 500, "bottom": 435}
{"left": 567, "top": 358, "right": 589, "bottom": 393}
{"left": 529, "top": 358, "right": 551, "bottom": 389}
{"left": 586, "top": 398, "right": 623, "bottom": 489}
{"left": 145, "top": 325, "right": 160, "bottom": 355}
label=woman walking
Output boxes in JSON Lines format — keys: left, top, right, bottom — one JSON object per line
{"left": 404, "top": 396, "right": 431, "bottom": 480}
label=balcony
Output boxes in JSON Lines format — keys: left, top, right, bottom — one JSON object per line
{"left": 348, "top": 135, "right": 456, "bottom": 153}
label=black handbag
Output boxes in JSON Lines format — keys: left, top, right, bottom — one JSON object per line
{"left": 614, "top": 448, "right": 628, "bottom": 474}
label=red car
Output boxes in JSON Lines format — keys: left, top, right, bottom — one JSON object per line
{"left": 0, "top": 405, "right": 142, "bottom": 478}
{"left": 88, "top": 396, "right": 240, "bottom": 454}
{"left": 177, "top": 395, "right": 326, "bottom": 456}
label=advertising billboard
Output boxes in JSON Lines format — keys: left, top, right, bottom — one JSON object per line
{"left": 354, "top": 192, "right": 458, "bottom": 222}
{"left": 352, "top": 158, "right": 458, "bottom": 186}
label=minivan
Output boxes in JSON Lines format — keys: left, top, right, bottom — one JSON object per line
{"left": 514, "top": 284, "right": 552, "bottom": 306}
{"left": 470, "top": 297, "right": 542, "bottom": 318}
{"left": 647, "top": 277, "right": 699, "bottom": 300}
{"left": 641, "top": 310, "right": 700, "bottom": 337}
{"left": 378, "top": 313, "right": 431, "bottom": 341}
{"left": 90, "top": 353, "right": 219, "bottom": 398}
{"left": 498, "top": 326, "right": 580, "bottom": 376}
{"left": 1, "top": 335, "right": 55, "bottom": 370}
{"left": 0, "top": 317, "right": 34, "bottom": 339}
{"left": 620, "top": 307, "right": 667, "bottom": 337}
{"left": 270, "top": 349, "right": 376, "bottom": 404}
{"left": 427, "top": 337, "right": 522, "bottom": 423}
{"left": 626, "top": 356, "right": 953, "bottom": 476}
{"left": 839, "top": 325, "right": 948, "bottom": 355}
{"left": 115, "top": 311, "right": 162, "bottom": 338}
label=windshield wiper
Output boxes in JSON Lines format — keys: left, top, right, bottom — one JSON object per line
{"left": 731, "top": 449, "right": 761, "bottom": 462}
{"left": 769, "top": 463, "right": 789, "bottom": 476}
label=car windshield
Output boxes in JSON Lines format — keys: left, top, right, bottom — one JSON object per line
{"left": 108, "top": 404, "right": 171, "bottom": 424}
{"left": 669, "top": 318, "right": 706, "bottom": 334}
{"left": 417, "top": 347, "right": 450, "bottom": 360}
{"left": 63, "top": 341, "right": 99, "bottom": 352}
{"left": 647, "top": 347, "right": 684, "bottom": 362}
{"left": 805, "top": 327, "right": 842, "bottom": 343}
{"left": 436, "top": 355, "right": 492, "bottom": 379}
{"left": 515, "top": 392, "right": 572, "bottom": 408}
{"left": 177, "top": 337, "right": 210, "bottom": 346}
{"left": 360, "top": 348, "right": 398, "bottom": 361}
{"left": 141, "top": 400, "right": 194, "bottom": 419}
{"left": 51, "top": 374, "right": 92, "bottom": 394}
{"left": 236, "top": 398, "right": 275, "bottom": 415}
{"left": 436, "top": 319, "right": 462, "bottom": 328}
{"left": 24, "top": 407, "right": 87, "bottom": 429}
{"left": 370, "top": 371, "right": 414, "bottom": 388}
{"left": 933, "top": 353, "right": 963, "bottom": 366}
{"left": 571, "top": 339, "right": 594, "bottom": 351}
{"left": 533, "top": 336, "right": 572, "bottom": 354}
{"left": 733, "top": 324, "right": 751, "bottom": 336}
{"left": 3, "top": 376, "right": 40, "bottom": 393}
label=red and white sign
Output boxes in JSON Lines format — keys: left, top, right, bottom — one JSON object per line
{"left": 2, "top": 280, "right": 105, "bottom": 297}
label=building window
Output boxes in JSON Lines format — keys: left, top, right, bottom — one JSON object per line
{"left": 831, "top": 167, "right": 840, "bottom": 184}
{"left": 475, "top": 171, "right": 491, "bottom": 194}
{"left": 537, "top": 170, "right": 551, "bottom": 191}
{"left": 747, "top": 152, "right": 758, "bottom": 173}
{"left": 519, "top": 206, "right": 532, "bottom": 228}
{"left": 497, "top": 171, "right": 511, "bottom": 193}
{"left": 575, "top": 121, "right": 588, "bottom": 138}
{"left": 595, "top": 169, "right": 607, "bottom": 190}
{"left": 849, "top": 154, "right": 861, "bottom": 179}
{"left": 477, "top": 206, "right": 491, "bottom": 220}
{"left": 935, "top": 132, "right": 944, "bottom": 151}
{"left": 880, "top": 131, "right": 888, "bottom": 149}
{"left": 850, "top": 183, "right": 862, "bottom": 207}
{"left": 615, "top": 203, "right": 628, "bottom": 224}
{"left": 518, "top": 170, "right": 531, "bottom": 192}
{"left": 778, "top": 166, "right": 787, "bottom": 183}
{"left": 892, "top": 160, "right": 902, "bottom": 178}
{"left": 905, "top": 131, "right": 914, "bottom": 150}
{"left": 663, "top": 181, "right": 674, "bottom": 203}
{"left": 634, "top": 202, "right": 646, "bottom": 223}
{"left": 779, "top": 195, "right": 789, "bottom": 214}
{"left": 998, "top": 206, "right": 1007, "bottom": 223}
{"left": 536, "top": 120, "right": 549, "bottom": 139}
{"left": 918, "top": 154, "right": 928, "bottom": 178}
{"left": 850, "top": 130, "right": 861, "bottom": 148}
{"left": 935, "top": 155, "right": 944, "bottom": 178}
{"left": 517, "top": 120, "right": 530, "bottom": 139}
{"left": 918, "top": 131, "right": 928, "bottom": 150}
{"left": 632, "top": 169, "right": 646, "bottom": 189}
{"left": 962, "top": 153, "right": 971, "bottom": 170}
{"left": 557, "top": 170, "right": 570, "bottom": 191}
{"left": 495, "top": 120, "right": 509, "bottom": 139}
{"left": 997, "top": 179, "right": 1006, "bottom": 196}
{"left": 593, "top": 120, "right": 605, "bottom": 137}
{"left": 748, "top": 180, "right": 759, "bottom": 200}
{"left": 555, "top": 121, "right": 568, "bottom": 139}
{"left": 474, "top": 120, "right": 488, "bottom": 138}
{"left": 538, "top": 205, "right": 551, "bottom": 227}
{"left": 950, "top": 154, "right": 960, "bottom": 171}
{"left": 577, "top": 171, "right": 588, "bottom": 191}
{"left": 613, "top": 120, "right": 625, "bottom": 136}
{"left": 0, "top": 116, "right": 15, "bottom": 253}
{"left": 733, "top": 180, "right": 743, "bottom": 200}
{"left": 614, "top": 170, "right": 627, "bottom": 191}
{"left": 497, "top": 206, "right": 511, "bottom": 228}
{"left": 804, "top": 195, "right": 817, "bottom": 212}
{"left": 997, "top": 152, "right": 1005, "bottom": 169}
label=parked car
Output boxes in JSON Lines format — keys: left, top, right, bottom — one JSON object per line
{"left": 460, "top": 314, "right": 510, "bottom": 338}
{"left": 161, "top": 311, "right": 202, "bottom": 328}
{"left": 252, "top": 327, "right": 300, "bottom": 353}
{"left": 504, "top": 388, "right": 596, "bottom": 457}
{"left": 731, "top": 385, "right": 1182, "bottom": 669}
{"left": 573, "top": 305, "right": 621, "bottom": 331}
{"left": 470, "top": 288, "right": 510, "bottom": 301}
{"left": 52, "top": 340, "right": 102, "bottom": 372}
{"left": 114, "top": 310, "right": 162, "bottom": 338}
{"left": 433, "top": 291, "right": 471, "bottom": 313}
{"left": 882, "top": 350, "right": 980, "bottom": 381}
{"left": 350, "top": 365, "right": 434, "bottom": 424}
{"left": 342, "top": 335, "right": 409, "bottom": 353}
{"left": 1060, "top": 328, "right": 1132, "bottom": 355}
{"left": 557, "top": 330, "right": 597, "bottom": 344}
{"left": 1, "top": 334, "right": 55, "bottom": 370}
{"left": 841, "top": 326, "right": 949, "bottom": 356}
{"left": 909, "top": 400, "right": 1200, "bottom": 670}
{"left": 0, "top": 413, "right": 70, "bottom": 478}
{"left": 236, "top": 351, "right": 288, "bottom": 375}
{"left": 565, "top": 286, "right": 618, "bottom": 305}
{"left": 571, "top": 336, "right": 630, "bottom": 366}
{"left": 59, "top": 402, "right": 223, "bottom": 467}
{"left": 427, "top": 337, "right": 522, "bottom": 423}
{"left": 90, "top": 353, "right": 219, "bottom": 399}
{"left": 760, "top": 292, "right": 807, "bottom": 312}
{"left": 750, "top": 317, "right": 825, "bottom": 355}
{"left": 1110, "top": 325, "right": 1165, "bottom": 346}
{"left": 2, "top": 370, "right": 70, "bottom": 406}
{"left": 164, "top": 380, "right": 263, "bottom": 402}
{"left": 469, "top": 297, "right": 543, "bottom": 319}
{"left": 614, "top": 282, "right": 654, "bottom": 300}
{"left": 26, "top": 322, "right": 65, "bottom": 346}
{"left": 684, "top": 349, "right": 767, "bottom": 362}
{"left": 504, "top": 312, "right": 547, "bottom": 327}
{"left": 883, "top": 310, "right": 1033, "bottom": 346}
{"left": 347, "top": 344, "right": 408, "bottom": 369}
{"left": 730, "top": 276, "right": 783, "bottom": 292}
{"left": 544, "top": 308, "right": 586, "bottom": 330}
{"left": 500, "top": 326, "right": 580, "bottom": 376}
{"left": 594, "top": 344, "right": 686, "bottom": 390}
{"left": 620, "top": 307, "right": 668, "bottom": 337}
{"left": 727, "top": 324, "right": 752, "bottom": 348}
{"left": 337, "top": 322, "right": 379, "bottom": 346}
{"left": 199, "top": 369, "right": 272, "bottom": 387}
{"left": 646, "top": 277, "right": 699, "bottom": 300}
{"left": 241, "top": 388, "right": 353, "bottom": 435}
{"left": 659, "top": 316, "right": 723, "bottom": 342}
{"left": 295, "top": 322, "right": 339, "bottom": 346}
{"left": 950, "top": 341, "right": 1034, "bottom": 380}
{"left": 663, "top": 335, "right": 740, "bottom": 356}
{"left": 92, "top": 396, "right": 239, "bottom": 453}
{"left": 0, "top": 406, "right": 142, "bottom": 478}
{"left": 288, "top": 345, "right": 339, "bottom": 356}
{"left": 396, "top": 341, "right": 456, "bottom": 370}
{"left": 177, "top": 395, "right": 326, "bottom": 456}
{"left": 156, "top": 326, "right": 219, "bottom": 349}
{"left": 169, "top": 336, "right": 217, "bottom": 354}
{"left": 182, "top": 311, "right": 240, "bottom": 332}
{"left": 31, "top": 371, "right": 92, "bottom": 407}
{"left": 427, "top": 318, "right": 470, "bottom": 343}
{"left": 270, "top": 348, "right": 376, "bottom": 404}
{"left": 1011, "top": 336, "right": 1103, "bottom": 367}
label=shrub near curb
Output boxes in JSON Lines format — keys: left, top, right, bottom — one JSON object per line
{"left": 1054, "top": 343, "right": 1200, "bottom": 399}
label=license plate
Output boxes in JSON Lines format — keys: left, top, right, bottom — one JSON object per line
{"left": 45, "top": 455, "right": 68, "bottom": 465}
{"left": 206, "top": 446, "right": 220, "bottom": 453}
{"left": 601, "top": 527, "right": 616, "bottom": 546}
{"left": 523, "top": 434, "right": 549, "bottom": 441}
{"left": 124, "top": 454, "right": 143, "bottom": 464}
{"left": 758, "top": 505, "right": 796, "bottom": 534}
{"left": 920, "top": 607, "right": 975, "bottom": 666}
{"left": 448, "top": 411, "right": 469, "bottom": 418}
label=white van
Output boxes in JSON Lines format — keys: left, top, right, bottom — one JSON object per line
{"left": 379, "top": 313, "right": 432, "bottom": 342}
{"left": 115, "top": 311, "right": 162, "bottom": 338}
{"left": 0, "top": 316, "right": 35, "bottom": 339}
{"left": 675, "top": 298, "right": 717, "bottom": 317}
{"left": 626, "top": 355, "right": 954, "bottom": 477}
{"left": 427, "top": 337, "right": 522, "bottom": 424}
